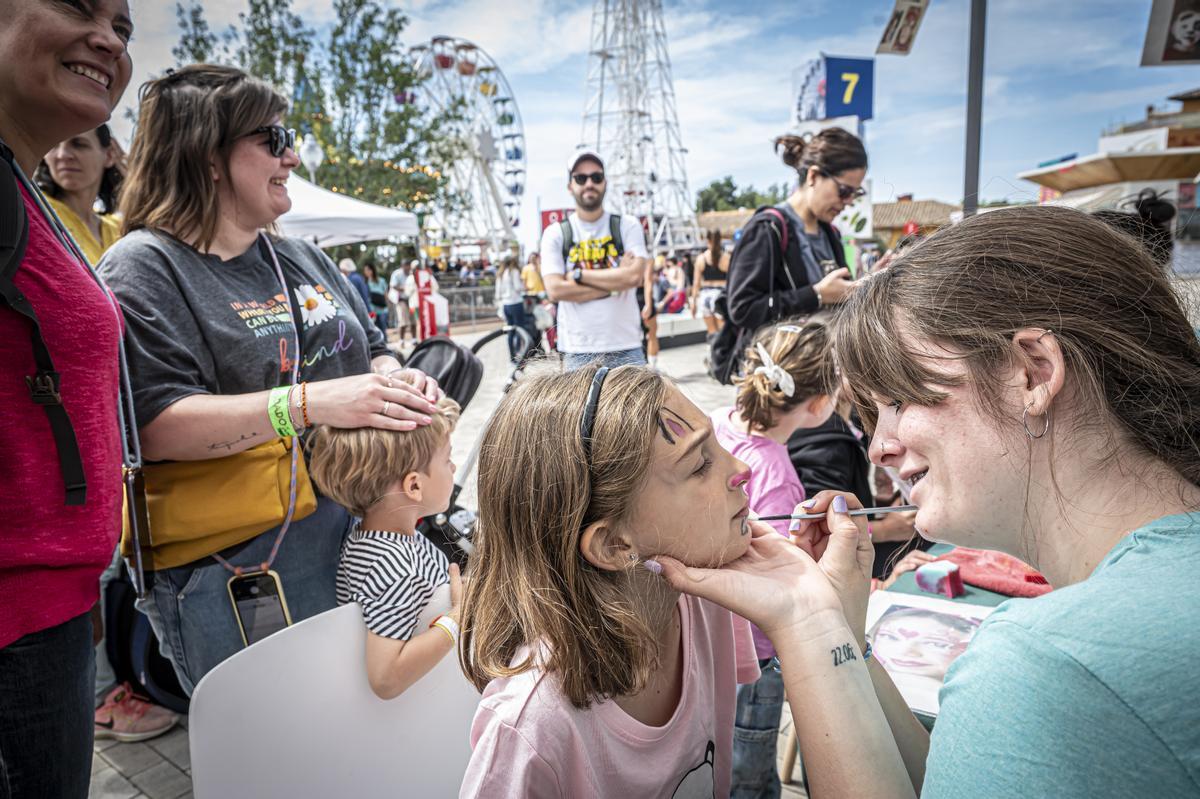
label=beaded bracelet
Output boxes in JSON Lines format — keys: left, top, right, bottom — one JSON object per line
{"left": 300, "top": 381, "right": 311, "bottom": 428}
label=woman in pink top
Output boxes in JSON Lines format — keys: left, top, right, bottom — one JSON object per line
{"left": 459, "top": 365, "right": 760, "bottom": 798}
{"left": 709, "top": 318, "right": 836, "bottom": 798}
{"left": 0, "top": 1, "right": 133, "bottom": 796}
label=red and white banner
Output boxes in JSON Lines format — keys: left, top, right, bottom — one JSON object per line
{"left": 540, "top": 208, "right": 572, "bottom": 230}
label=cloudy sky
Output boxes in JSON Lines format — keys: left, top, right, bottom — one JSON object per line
{"left": 115, "top": 0, "right": 1200, "bottom": 252}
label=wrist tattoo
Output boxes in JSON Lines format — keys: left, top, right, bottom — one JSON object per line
{"left": 207, "top": 432, "right": 258, "bottom": 452}
{"left": 831, "top": 642, "right": 857, "bottom": 667}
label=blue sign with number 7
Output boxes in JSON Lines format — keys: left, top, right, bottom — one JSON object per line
{"left": 823, "top": 56, "right": 874, "bottom": 121}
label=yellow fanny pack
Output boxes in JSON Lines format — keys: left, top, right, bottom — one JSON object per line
{"left": 121, "top": 437, "right": 317, "bottom": 571}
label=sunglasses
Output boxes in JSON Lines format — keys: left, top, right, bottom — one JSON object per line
{"left": 820, "top": 169, "right": 866, "bottom": 202}
{"left": 572, "top": 171, "right": 605, "bottom": 186}
{"left": 250, "top": 125, "right": 296, "bottom": 158}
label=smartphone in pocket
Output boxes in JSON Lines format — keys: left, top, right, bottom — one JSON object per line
{"left": 227, "top": 569, "right": 293, "bottom": 647}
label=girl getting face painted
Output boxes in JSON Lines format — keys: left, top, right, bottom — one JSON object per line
{"left": 459, "top": 364, "right": 760, "bottom": 798}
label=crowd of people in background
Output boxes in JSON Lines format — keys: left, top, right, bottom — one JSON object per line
{"left": 3, "top": 3, "right": 1198, "bottom": 799}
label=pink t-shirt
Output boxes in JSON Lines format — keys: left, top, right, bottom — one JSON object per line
{"left": 0, "top": 184, "right": 122, "bottom": 648}
{"left": 460, "top": 596, "right": 760, "bottom": 799}
{"left": 710, "top": 407, "right": 805, "bottom": 659}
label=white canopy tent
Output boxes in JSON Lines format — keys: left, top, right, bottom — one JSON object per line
{"left": 277, "top": 174, "right": 418, "bottom": 248}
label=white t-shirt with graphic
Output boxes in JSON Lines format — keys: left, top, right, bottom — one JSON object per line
{"left": 539, "top": 211, "right": 649, "bottom": 354}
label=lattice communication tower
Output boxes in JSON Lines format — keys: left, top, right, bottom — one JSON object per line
{"left": 580, "top": 0, "right": 701, "bottom": 254}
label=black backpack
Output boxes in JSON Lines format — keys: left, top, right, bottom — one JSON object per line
{"left": 0, "top": 139, "right": 88, "bottom": 505}
{"left": 707, "top": 207, "right": 796, "bottom": 384}
{"left": 560, "top": 213, "right": 625, "bottom": 262}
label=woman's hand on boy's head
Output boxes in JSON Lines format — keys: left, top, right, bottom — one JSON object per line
{"left": 386, "top": 367, "right": 444, "bottom": 402}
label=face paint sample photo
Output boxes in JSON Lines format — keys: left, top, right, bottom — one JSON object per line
{"left": 864, "top": 591, "right": 993, "bottom": 716}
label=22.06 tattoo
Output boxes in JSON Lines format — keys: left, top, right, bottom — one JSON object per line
{"left": 831, "top": 643, "right": 857, "bottom": 667}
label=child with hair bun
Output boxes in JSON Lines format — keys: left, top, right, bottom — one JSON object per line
{"left": 459, "top": 364, "right": 762, "bottom": 798}
{"left": 711, "top": 317, "right": 837, "bottom": 798}
{"left": 306, "top": 397, "right": 463, "bottom": 700}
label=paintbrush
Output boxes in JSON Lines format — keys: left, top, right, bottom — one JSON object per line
{"left": 756, "top": 504, "right": 918, "bottom": 522}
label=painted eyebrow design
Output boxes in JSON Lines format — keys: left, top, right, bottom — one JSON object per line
{"left": 656, "top": 407, "right": 694, "bottom": 445}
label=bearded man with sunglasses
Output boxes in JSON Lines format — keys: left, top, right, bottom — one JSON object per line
{"left": 540, "top": 150, "right": 650, "bottom": 371}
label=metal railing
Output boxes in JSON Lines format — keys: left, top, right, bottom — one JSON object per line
{"left": 440, "top": 285, "right": 501, "bottom": 330}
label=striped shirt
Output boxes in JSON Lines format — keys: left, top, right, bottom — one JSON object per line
{"left": 335, "top": 525, "right": 450, "bottom": 640}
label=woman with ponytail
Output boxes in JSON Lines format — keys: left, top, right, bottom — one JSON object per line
{"left": 692, "top": 228, "right": 730, "bottom": 336}
{"left": 714, "top": 129, "right": 867, "bottom": 383}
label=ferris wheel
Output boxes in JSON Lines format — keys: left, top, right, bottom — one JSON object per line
{"left": 409, "top": 36, "right": 526, "bottom": 252}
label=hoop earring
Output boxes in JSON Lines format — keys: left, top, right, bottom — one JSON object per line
{"left": 1022, "top": 406, "right": 1049, "bottom": 439}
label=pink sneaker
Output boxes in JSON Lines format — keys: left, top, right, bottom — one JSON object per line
{"left": 94, "top": 683, "right": 179, "bottom": 742}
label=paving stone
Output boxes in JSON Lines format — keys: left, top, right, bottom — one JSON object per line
{"left": 100, "top": 741, "right": 164, "bottom": 778}
{"left": 89, "top": 765, "right": 140, "bottom": 799}
{"left": 147, "top": 727, "right": 190, "bottom": 772}
{"left": 129, "top": 761, "right": 192, "bottom": 799}
{"left": 94, "top": 736, "right": 120, "bottom": 752}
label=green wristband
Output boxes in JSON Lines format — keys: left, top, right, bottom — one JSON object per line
{"left": 268, "top": 385, "right": 296, "bottom": 438}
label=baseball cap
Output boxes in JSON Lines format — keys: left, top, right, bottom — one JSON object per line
{"left": 567, "top": 148, "right": 605, "bottom": 175}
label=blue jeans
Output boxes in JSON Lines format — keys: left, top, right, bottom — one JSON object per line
{"left": 731, "top": 660, "right": 786, "bottom": 799}
{"left": 561, "top": 347, "right": 647, "bottom": 371}
{"left": 136, "top": 497, "right": 351, "bottom": 695}
{"left": 0, "top": 612, "right": 94, "bottom": 799}
{"left": 501, "top": 302, "right": 537, "bottom": 362}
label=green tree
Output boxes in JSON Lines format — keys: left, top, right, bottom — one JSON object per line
{"left": 172, "top": 2, "right": 218, "bottom": 64}
{"left": 696, "top": 176, "right": 739, "bottom": 212}
{"left": 696, "top": 177, "right": 790, "bottom": 213}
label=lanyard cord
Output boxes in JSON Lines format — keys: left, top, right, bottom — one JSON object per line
{"left": 11, "top": 162, "right": 143, "bottom": 474}
{"left": 211, "top": 232, "right": 301, "bottom": 577}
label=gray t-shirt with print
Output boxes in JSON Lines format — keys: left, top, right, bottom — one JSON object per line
{"left": 98, "top": 230, "right": 390, "bottom": 426}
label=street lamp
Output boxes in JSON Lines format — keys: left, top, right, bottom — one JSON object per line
{"left": 300, "top": 134, "right": 325, "bottom": 183}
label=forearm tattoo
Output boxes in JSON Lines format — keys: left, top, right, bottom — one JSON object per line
{"left": 831, "top": 642, "right": 857, "bottom": 667}
{"left": 207, "top": 432, "right": 258, "bottom": 452}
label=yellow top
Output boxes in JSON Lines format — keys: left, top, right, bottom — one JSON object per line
{"left": 520, "top": 262, "right": 545, "bottom": 294}
{"left": 46, "top": 195, "right": 121, "bottom": 265}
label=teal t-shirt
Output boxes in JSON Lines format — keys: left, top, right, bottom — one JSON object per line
{"left": 923, "top": 512, "right": 1200, "bottom": 798}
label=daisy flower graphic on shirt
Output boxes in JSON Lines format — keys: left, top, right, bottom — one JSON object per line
{"left": 294, "top": 284, "right": 336, "bottom": 327}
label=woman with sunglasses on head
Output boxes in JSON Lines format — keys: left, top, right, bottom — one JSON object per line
{"left": 718, "top": 130, "right": 865, "bottom": 380}
{"left": 0, "top": 1, "right": 134, "bottom": 796}
{"left": 98, "top": 64, "right": 442, "bottom": 695}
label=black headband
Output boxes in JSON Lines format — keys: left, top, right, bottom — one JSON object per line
{"left": 579, "top": 366, "right": 610, "bottom": 462}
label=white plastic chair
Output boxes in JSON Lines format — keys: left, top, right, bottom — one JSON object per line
{"left": 189, "top": 591, "right": 480, "bottom": 799}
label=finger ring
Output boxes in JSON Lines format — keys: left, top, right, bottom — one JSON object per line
{"left": 382, "top": 401, "right": 391, "bottom": 417}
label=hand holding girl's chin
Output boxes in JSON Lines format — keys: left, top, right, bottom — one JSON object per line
{"left": 648, "top": 521, "right": 846, "bottom": 638}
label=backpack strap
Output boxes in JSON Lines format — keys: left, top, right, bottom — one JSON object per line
{"left": 609, "top": 214, "right": 624, "bottom": 257}
{"left": 560, "top": 218, "right": 574, "bottom": 263}
{"left": 762, "top": 207, "right": 790, "bottom": 252}
{"left": 0, "top": 141, "right": 87, "bottom": 505}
